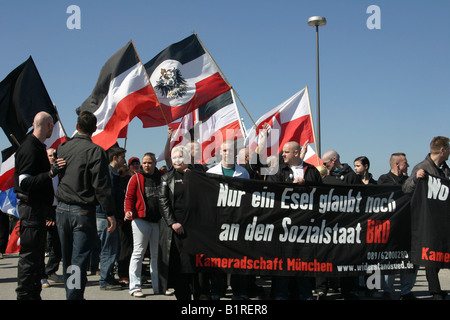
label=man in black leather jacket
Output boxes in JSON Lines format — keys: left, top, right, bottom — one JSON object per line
{"left": 55, "top": 111, "right": 116, "bottom": 300}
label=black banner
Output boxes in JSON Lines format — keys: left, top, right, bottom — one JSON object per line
{"left": 411, "top": 175, "right": 450, "bottom": 268}
{"left": 180, "top": 171, "right": 414, "bottom": 276}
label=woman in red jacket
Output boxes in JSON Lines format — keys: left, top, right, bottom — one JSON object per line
{"left": 124, "top": 153, "right": 162, "bottom": 297}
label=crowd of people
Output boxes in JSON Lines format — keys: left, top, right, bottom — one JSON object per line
{"left": 1, "top": 109, "right": 449, "bottom": 301}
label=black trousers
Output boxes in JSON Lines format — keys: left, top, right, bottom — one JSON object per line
{"left": 169, "top": 235, "right": 193, "bottom": 300}
{"left": 16, "top": 202, "right": 49, "bottom": 300}
{"left": 42, "top": 223, "right": 62, "bottom": 278}
{"left": 425, "top": 267, "right": 442, "bottom": 295}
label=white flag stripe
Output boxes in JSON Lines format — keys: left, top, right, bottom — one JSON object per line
{"left": 244, "top": 87, "right": 320, "bottom": 165}
{"left": 279, "top": 89, "right": 309, "bottom": 124}
{"left": 45, "top": 120, "right": 65, "bottom": 149}
{"left": 93, "top": 62, "right": 150, "bottom": 135}
{"left": 0, "top": 153, "right": 14, "bottom": 177}
{"left": 198, "top": 104, "right": 238, "bottom": 140}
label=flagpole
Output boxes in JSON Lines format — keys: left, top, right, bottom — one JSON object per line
{"left": 9, "top": 134, "right": 20, "bottom": 148}
{"left": 230, "top": 90, "right": 248, "bottom": 139}
{"left": 130, "top": 40, "right": 169, "bottom": 126}
{"left": 193, "top": 32, "right": 257, "bottom": 129}
{"left": 305, "top": 86, "right": 320, "bottom": 166}
{"left": 53, "top": 104, "right": 69, "bottom": 138}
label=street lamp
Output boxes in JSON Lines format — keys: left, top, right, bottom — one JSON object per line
{"left": 308, "top": 16, "right": 326, "bottom": 158}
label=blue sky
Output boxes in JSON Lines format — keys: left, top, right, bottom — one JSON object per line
{"left": 1, "top": 0, "right": 449, "bottom": 179}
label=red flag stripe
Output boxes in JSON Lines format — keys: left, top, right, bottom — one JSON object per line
{"left": 92, "top": 84, "right": 159, "bottom": 149}
{"left": 0, "top": 168, "right": 14, "bottom": 192}
{"left": 5, "top": 219, "right": 20, "bottom": 254}
{"left": 137, "top": 72, "right": 230, "bottom": 127}
{"left": 200, "top": 121, "right": 243, "bottom": 163}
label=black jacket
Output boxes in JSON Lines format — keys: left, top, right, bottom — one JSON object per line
{"left": 266, "top": 161, "right": 322, "bottom": 185}
{"left": 157, "top": 168, "right": 177, "bottom": 293}
{"left": 14, "top": 134, "right": 53, "bottom": 205}
{"left": 377, "top": 171, "right": 408, "bottom": 185}
{"left": 322, "top": 163, "right": 362, "bottom": 185}
{"left": 55, "top": 133, "right": 116, "bottom": 216}
{"left": 403, "top": 154, "right": 450, "bottom": 194}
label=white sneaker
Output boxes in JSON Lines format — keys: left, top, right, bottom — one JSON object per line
{"left": 41, "top": 279, "right": 50, "bottom": 288}
{"left": 165, "top": 288, "right": 175, "bottom": 295}
{"left": 132, "top": 290, "right": 144, "bottom": 298}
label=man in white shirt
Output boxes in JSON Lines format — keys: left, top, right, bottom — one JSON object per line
{"left": 207, "top": 140, "right": 250, "bottom": 299}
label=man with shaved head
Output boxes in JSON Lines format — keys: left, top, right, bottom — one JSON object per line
{"left": 321, "top": 149, "right": 361, "bottom": 185}
{"left": 319, "top": 149, "right": 361, "bottom": 300}
{"left": 267, "top": 141, "right": 322, "bottom": 300}
{"left": 14, "top": 111, "right": 65, "bottom": 300}
{"left": 268, "top": 141, "right": 322, "bottom": 185}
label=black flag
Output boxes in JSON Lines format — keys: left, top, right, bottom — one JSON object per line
{"left": 0, "top": 56, "right": 56, "bottom": 147}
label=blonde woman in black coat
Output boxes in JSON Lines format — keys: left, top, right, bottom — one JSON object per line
{"left": 158, "top": 146, "right": 192, "bottom": 300}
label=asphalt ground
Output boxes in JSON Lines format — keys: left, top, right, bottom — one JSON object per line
{"left": 1, "top": 253, "right": 450, "bottom": 301}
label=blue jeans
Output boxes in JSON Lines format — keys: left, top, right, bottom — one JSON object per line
{"left": 97, "top": 215, "right": 120, "bottom": 287}
{"left": 56, "top": 203, "right": 96, "bottom": 300}
{"left": 383, "top": 270, "right": 418, "bottom": 295}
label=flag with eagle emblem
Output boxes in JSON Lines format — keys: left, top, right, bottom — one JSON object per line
{"left": 143, "top": 34, "right": 230, "bottom": 127}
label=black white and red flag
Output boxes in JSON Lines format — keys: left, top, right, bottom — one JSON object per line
{"left": 77, "top": 41, "right": 160, "bottom": 150}
{"left": 160, "top": 90, "right": 245, "bottom": 164}
{"left": 143, "top": 34, "right": 230, "bottom": 127}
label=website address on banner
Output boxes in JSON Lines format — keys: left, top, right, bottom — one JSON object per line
{"left": 336, "top": 260, "right": 414, "bottom": 273}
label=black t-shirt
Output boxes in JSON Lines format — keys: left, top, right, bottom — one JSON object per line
{"left": 142, "top": 170, "right": 161, "bottom": 222}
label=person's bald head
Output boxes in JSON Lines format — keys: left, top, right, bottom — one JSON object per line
{"left": 33, "top": 111, "right": 54, "bottom": 141}
{"left": 282, "top": 141, "right": 302, "bottom": 166}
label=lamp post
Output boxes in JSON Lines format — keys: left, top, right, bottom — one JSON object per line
{"left": 308, "top": 16, "right": 326, "bottom": 158}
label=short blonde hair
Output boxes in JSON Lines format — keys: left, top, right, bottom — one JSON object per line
{"left": 430, "top": 136, "right": 450, "bottom": 154}
{"left": 171, "top": 146, "right": 189, "bottom": 161}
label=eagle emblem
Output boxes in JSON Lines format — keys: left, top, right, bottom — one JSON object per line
{"left": 155, "top": 67, "right": 187, "bottom": 99}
